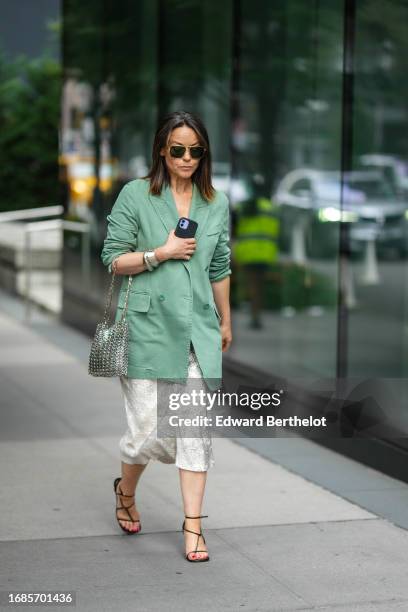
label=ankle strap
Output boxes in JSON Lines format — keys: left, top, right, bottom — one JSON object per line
{"left": 184, "top": 514, "right": 208, "bottom": 519}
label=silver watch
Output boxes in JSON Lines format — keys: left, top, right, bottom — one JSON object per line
{"left": 143, "top": 250, "right": 159, "bottom": 272}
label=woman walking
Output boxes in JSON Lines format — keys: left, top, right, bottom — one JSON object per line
{"left": 101, "top": 110, "right": 232, "bottom": 562}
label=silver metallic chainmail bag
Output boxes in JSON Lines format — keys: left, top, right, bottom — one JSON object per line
{"left": 88, "top": 264, "right": 133, "bottom": 377}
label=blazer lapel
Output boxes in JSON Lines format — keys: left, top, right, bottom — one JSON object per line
{"left": 189, "top": 183, "right": 211, "bottom": 242}
{"left": 148, "top": 181, "right": 211, "bottom": 241}
{"left": 148, "top": 185, "right": 176, "bottom": 235}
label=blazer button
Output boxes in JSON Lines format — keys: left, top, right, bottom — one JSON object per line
{"left": 205, "top": 265, "right": 209, "bottom": 271}
{"left": 159, "top": 294, "right": 165, "bottom": 301}
{"left": 203, "top": 303, "right": 210, "bottom": 309}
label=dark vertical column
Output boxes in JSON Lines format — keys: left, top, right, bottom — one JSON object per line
{"left": 157, "top": 0, "right": 166, "bottom": 120}
{"left": 336, "top": 0, "right": 356, "bottom": 380}
{"left": 230, "top": 0, "right": 241, "bottom": 189}
{"left": 61, "top": 0, "right": 67, "bottom": 81}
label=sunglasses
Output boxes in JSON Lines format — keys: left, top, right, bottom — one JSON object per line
{"left": 168, "top": 145, "right": 206, "bottom": 159}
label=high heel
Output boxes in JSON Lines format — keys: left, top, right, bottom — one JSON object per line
{"left": 181, "top": 514, "right": 210, "bottom": 562}
{"left": 113, "top": 477, "right": 141, "bottom": 535}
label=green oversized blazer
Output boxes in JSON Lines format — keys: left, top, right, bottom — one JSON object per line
{"left": 100, "top": 177, "right": 232, "bottom": 391}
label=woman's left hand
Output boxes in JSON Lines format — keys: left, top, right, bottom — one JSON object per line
{"left": 220, "top": 321, "right": 232, "bottom": 352}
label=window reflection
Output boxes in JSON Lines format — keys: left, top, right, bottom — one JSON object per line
{"left": 61, "top": 0, "right": 408, "bottom": 416}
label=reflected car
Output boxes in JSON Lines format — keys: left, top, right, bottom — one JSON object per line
{"left": 273, "top": 168, "right": 408, "bottom": 258}
{"left": 357, "top": 154, "right": 408, "bottom": 199}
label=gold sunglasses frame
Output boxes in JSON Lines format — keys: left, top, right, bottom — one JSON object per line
{"left": 167, "top": 144, "right": 207, "bottom": 158}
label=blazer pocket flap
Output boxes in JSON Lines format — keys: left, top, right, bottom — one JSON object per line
{"left": 118, "top": 291, "right": 151, "bottom": 312}
{"left": 207, "top": 228, "right": 220, "bottom": 236}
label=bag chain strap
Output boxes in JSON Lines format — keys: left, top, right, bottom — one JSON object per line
{"left": 101, "top": 257, "right": 133, "bottom": 325}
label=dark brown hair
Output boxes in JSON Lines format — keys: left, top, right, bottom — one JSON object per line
{"left": 143, "top": 110, "right": 215, "bottom": 202}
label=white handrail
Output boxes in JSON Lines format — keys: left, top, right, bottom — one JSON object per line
{"left": 0, "top": 205, "right": 64, "bottom": 222}
{"left": 23, "top": 219, "right": 89, "bottom": 233}
{"left": 25, "top": 220, "right": 63, "bottom": 232}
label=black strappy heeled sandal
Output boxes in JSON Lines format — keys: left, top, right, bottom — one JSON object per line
{"left": 113, "top": 477, "right": 141, "bottom": 535}
{"left": 181, "top": 514, "right": 210, "bottom": 562}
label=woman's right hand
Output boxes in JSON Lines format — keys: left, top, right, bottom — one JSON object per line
{"left": 156, "top": 230, "right": 196, "bottom": 261}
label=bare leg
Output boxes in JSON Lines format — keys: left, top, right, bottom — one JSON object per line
{"left": 179, "top": 468, "right": 209, "bottom": 560}
{"left": 115, "top": 461, "right": 148, "bottom": 531}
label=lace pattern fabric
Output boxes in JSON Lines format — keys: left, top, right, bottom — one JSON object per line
{"left": 118, "top": 344, "right": 214, "bottom": 472}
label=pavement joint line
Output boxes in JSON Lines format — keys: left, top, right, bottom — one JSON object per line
{"left": 290, "top": 599, "right": 408, "bottom": 611}
{"left": 0, "top": 517, "right": 386, "bottom": 545}
{"left": 212, "top": 530, "right": 313, "bottom": 607}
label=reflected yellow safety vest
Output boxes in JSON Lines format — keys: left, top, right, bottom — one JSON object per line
{"left": 233, "top": 197, "right": 280, "bottom": 265}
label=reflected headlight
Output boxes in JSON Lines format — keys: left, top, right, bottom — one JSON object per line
{"left": 318, "top": 207, "right": 359, "bottom": 222}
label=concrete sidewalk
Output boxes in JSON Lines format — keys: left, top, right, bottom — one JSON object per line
{"left": 1, "top": 290, "right": 408, "bottom": 611}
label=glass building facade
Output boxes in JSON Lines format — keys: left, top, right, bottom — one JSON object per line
{"left": 61, "top": 1, "right": 408, "bottom": 476}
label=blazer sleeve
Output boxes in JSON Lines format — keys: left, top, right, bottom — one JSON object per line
{"left": 100, "top": 183, "right": 139, "bottom": 273}
{"left": 209, "top": 196, "right": 232, "bottom": 283}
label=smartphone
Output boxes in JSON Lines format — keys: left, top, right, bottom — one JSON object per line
{"left": 175, "top": 217, "right": 198, "bottom": 238}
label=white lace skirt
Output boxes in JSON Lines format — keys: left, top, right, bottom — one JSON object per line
{"left": 118, "top": 344, "right": 214, "bottom": 472}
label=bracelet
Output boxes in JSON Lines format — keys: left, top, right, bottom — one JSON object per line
{"left": 112, "top": 256, "right": 121, "bottom": 274}
{"left": 143, "top": 251, "right": 153, "bottom": 271}
{"left": 147, "top": 250, "right": 160, "bottom": 267}
{"left": 144, "top": 250, "right": 160, "bottom": 271}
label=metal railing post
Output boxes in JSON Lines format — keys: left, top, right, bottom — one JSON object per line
{"left": 83, "top": 229, "right": 91, "bottom": 286}
{"left": 24, "top": 229, "right": 32, "bottom": 323}
{"left": 0, "top": 207, "right": 90, "bottom": 324}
